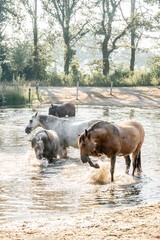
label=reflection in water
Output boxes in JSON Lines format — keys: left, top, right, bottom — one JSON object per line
{"left": 0, "top": 106, "right": 160, "bottom": 224}
{"left": 103, "top": 107, "right": 109, "bottom": 117}
{"left": 129, "top": 109, "right": 135, "bottom": 119}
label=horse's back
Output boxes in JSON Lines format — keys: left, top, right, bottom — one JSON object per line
{"left": 89, "top": 120, "right": 145, "bottom": 156}
{"left": 118, "top": 120, "right": 145, "bottom": 154}
{"left": 120, "top": 120, "right": 145, "bottom": 141}
{"left": 67, "top": 119, "right": 99, "bottom": 148}
{"left": 63, "top": 103, "right": 75, "bottom": 116}
{"left": 73, "top": 119, "right": 99, "bottom": 131}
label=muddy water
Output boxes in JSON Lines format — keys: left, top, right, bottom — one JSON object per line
{"left": 0, "top": 105, "right": 160, "bottom": 224}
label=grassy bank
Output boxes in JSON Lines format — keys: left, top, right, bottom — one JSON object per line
{"left": 0, "top": 86, "right": 40, "bottom": 106}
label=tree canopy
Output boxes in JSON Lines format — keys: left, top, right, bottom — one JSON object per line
{"left": 0, "top": 0, "right": 159, "bottom": 84}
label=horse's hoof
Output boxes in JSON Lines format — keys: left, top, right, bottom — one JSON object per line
{"left": 94, "top": 163, "right": 100, "bottom": 169}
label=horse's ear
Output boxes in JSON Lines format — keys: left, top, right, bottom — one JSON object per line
{"left": 82, "top": 135, "right": 85, "bottom": 142}
{"left": 85, "top": 129, "right": 88, "bottom": 136}
{"left": 88, "top": 133, "right": 91, "bottom": 140}
{"left": 77, "top": 133, "right": 80, "bottom": 136}
{"left": 35, "top": 112, "right": 38, "bottom": 117}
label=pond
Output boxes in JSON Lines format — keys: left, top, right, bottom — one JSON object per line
{"left": 0, "top": 105, "right": 160, "bottom": 224}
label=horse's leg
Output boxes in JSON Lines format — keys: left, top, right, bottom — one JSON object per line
{"left": 88, "top": 159, "right": 100, "bottom": 169}
{"left": 59, "top": 146, "right": 68, "bottom": 158}
{"left": 136, "top": 150, "right": 142, "bottom": 173}
{"left": 110, "top": 155, "right": 116, "bottom": 182}
{"left": 124, "top": 155, "right": 131, "bottom": 174}
{"left": 132, "top": 150, "right": 140, "bottom": 176}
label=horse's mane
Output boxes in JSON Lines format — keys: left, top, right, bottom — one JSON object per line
{"left": 38, "top": 114, "right": 68, "bottom": 123}
{"left": 31, "top": 130, "right": 47, "bottom": 148}
{"left": 88, "top": 121, "right": 111, "bottom": 132}
{"left": 38, "top": 115, "right": 56, "bottom": 122}
{"left": 79, "top": 121, "right": 110, "bottom": 143}
{"left": 31, "top": 137, "right": 37, "bottom": 148}
{"left": 79, "top": 121, "right": 113, "bottom": 144}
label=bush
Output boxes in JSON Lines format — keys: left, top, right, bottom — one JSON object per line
{"left": 86, "top": 72, "right": 110, "bottom": 87}
{"left": 48, "top": 72, "right": 64, "bottom": 86}
{"left": 109, "top": 68, "right": 153, "bottom": 87}
{"left": 0, "top": 87, "right": 38, "bottom": 106}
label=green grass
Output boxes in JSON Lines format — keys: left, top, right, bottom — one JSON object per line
{"left": 0, "top": 87, "right": 39, "bottom": 106}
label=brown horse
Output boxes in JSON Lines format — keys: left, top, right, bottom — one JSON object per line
{"left": 78, "top": 120, "right": 145, "bottom": 182}
{"left": 49, "top": 103, "right": 75, "bottom": 117}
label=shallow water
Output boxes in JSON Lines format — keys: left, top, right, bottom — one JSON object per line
{"left": 0, "top": 105, "right": 160, "bottom": 224}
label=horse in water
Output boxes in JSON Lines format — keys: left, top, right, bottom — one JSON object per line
{"left": 78, "top": 120, "right": 145, "bottom": 182}
{"left": 49, "top": 103, "right": 75, "bottom": 117}
{"left": 31, "top": 130, "right": 60, "bottom": 163}
{"left": 25, "top": 113, "right": 99, "bottom": 157}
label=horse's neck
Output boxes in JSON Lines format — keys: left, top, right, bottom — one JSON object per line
{"left": 38, "top": 115, "right": 56, "bottom": 130}
{"left": 38, "top": 115, "right": 70, "bottom": 131}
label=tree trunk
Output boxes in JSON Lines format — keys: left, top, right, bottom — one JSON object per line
{"left": 63, "top": 15, "right": 71, "bottom": 76}
{"left": 64, "top": 42, "right": 70, "bottom": 75}
{"left": 33, "top": 0, "right": 38, "bottom": 79}
{"left": 130, "top": 0, "right": 136, "bottom": 71}
{"left": 102, "top": 37, "right": 110, "bottom": 76}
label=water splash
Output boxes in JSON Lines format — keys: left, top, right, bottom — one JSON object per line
{"left": 25, "top": 150, "right": 49, "bottom": 167}
{"left": 87, "top": 162, "right": 110, "bottom": 184}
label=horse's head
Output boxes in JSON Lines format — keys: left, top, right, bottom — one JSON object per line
{"left": 32, "top": 138, "right": 44, "bottom": 160}
{"left": 25, "top": 113, "right": 39, "bottom": 134}
{"left": 78, "top": 129, "right": 97, "bottom": 164}
{"left": 48, "top": 104, "right": 58, "bottom": 116}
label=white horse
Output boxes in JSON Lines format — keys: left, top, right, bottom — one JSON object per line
{"left": 25, "top": 113, "right": 99, "bottom": 157}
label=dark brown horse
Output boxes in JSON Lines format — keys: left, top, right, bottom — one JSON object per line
{"left": 49, "top": 103, "right": 75, "bottom": 117}
{"left": 78, "top": 120, "right": 145, "bottom": 182}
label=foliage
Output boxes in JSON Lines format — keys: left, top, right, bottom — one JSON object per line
{"left": 0, "top": 0, "right": 160, "bottom": 86}
{"left": 47, "top": 72, "right": 64, "bottom": 86}
{"left": 0, "top": 87, "right": 38, "bottom": 105}
{"left": 92, "top": 0, "right": 136, "bottom": 76}
{"left": 109, "top": 68, "right": 159, "bottom": 87}
{"left": 42, "top": 0, "right": 90, "bottom": 75}
{"left": 10, "top": 41, "right": 31, "bottom": 76}
{"left": 147, "top": 55, "right": 160, "bottom": 79}
{"left": 23, "top": 43, "right": 53, "bottom": 81}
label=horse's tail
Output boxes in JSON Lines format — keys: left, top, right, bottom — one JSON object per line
{"left": 137, "top": 150, "right": 142, "bottom": 172}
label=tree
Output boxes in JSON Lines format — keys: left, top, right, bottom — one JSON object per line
{"left": 10, "top": 41, "right": 31, "bottom": 78}
{"left": 0, "top": 0, "right": 18, "bottom": 81}
{"left": 130, "top": 0, "right": 136, "bottom": 71}
{"left": 42, "top": 0, "right": 90, "bottom": 75}
{"left": 21, "top": 0, "right": 39, "bottom": 80}
{"left": 129, "top": 0, "right": 160, "bottom": 71}
{"left": 93, "top": 0, "right": 135, "bottom": 77}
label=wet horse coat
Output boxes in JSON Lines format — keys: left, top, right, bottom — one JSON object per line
{"left": 31, "top": 130, "right": 60, "bottom": 163}
{"left": 49, "top": 103, "right": 75, "bottom": 117}
{"left": 25, "top": 113, "right": 99, "bottom": 156}
{"left": 78, "top": 120, "right": 145, "bottom": 181}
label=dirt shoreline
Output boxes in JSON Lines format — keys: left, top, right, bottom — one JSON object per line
{"left": 38, "top": 86, "right": 160, "bottom": 108}
{"left": 1, "top": 86, "right": 159, "bottom": 239}
{"left": 0, "top": 202, "right": 159, "bottom": 239}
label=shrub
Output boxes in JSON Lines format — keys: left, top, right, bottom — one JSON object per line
{"left": 0, "top": 87, "right": 38, "bottom": 106}
{"left": 147, "top": 55, "right": 160, "bottom": 81}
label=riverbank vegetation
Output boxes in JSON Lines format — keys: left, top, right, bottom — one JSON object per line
{"left": 0, "top": 86, "right": 39, "bottom": 106}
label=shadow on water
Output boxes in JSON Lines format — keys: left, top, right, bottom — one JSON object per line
{"left": 0, "top": 105, "right": 160, "bottom": 223}
{"left": 38, "top": 157, "right": 81, "bottom": 177}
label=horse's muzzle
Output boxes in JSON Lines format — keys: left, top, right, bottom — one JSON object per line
{"left": 25, "top": 127, "right": 32, "bottom": 134}
{"left": 81, "top": 154, "right": 89, "bottom": 163}
{"left": 37, "top": 154, "right": 43, "bottom": 160}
